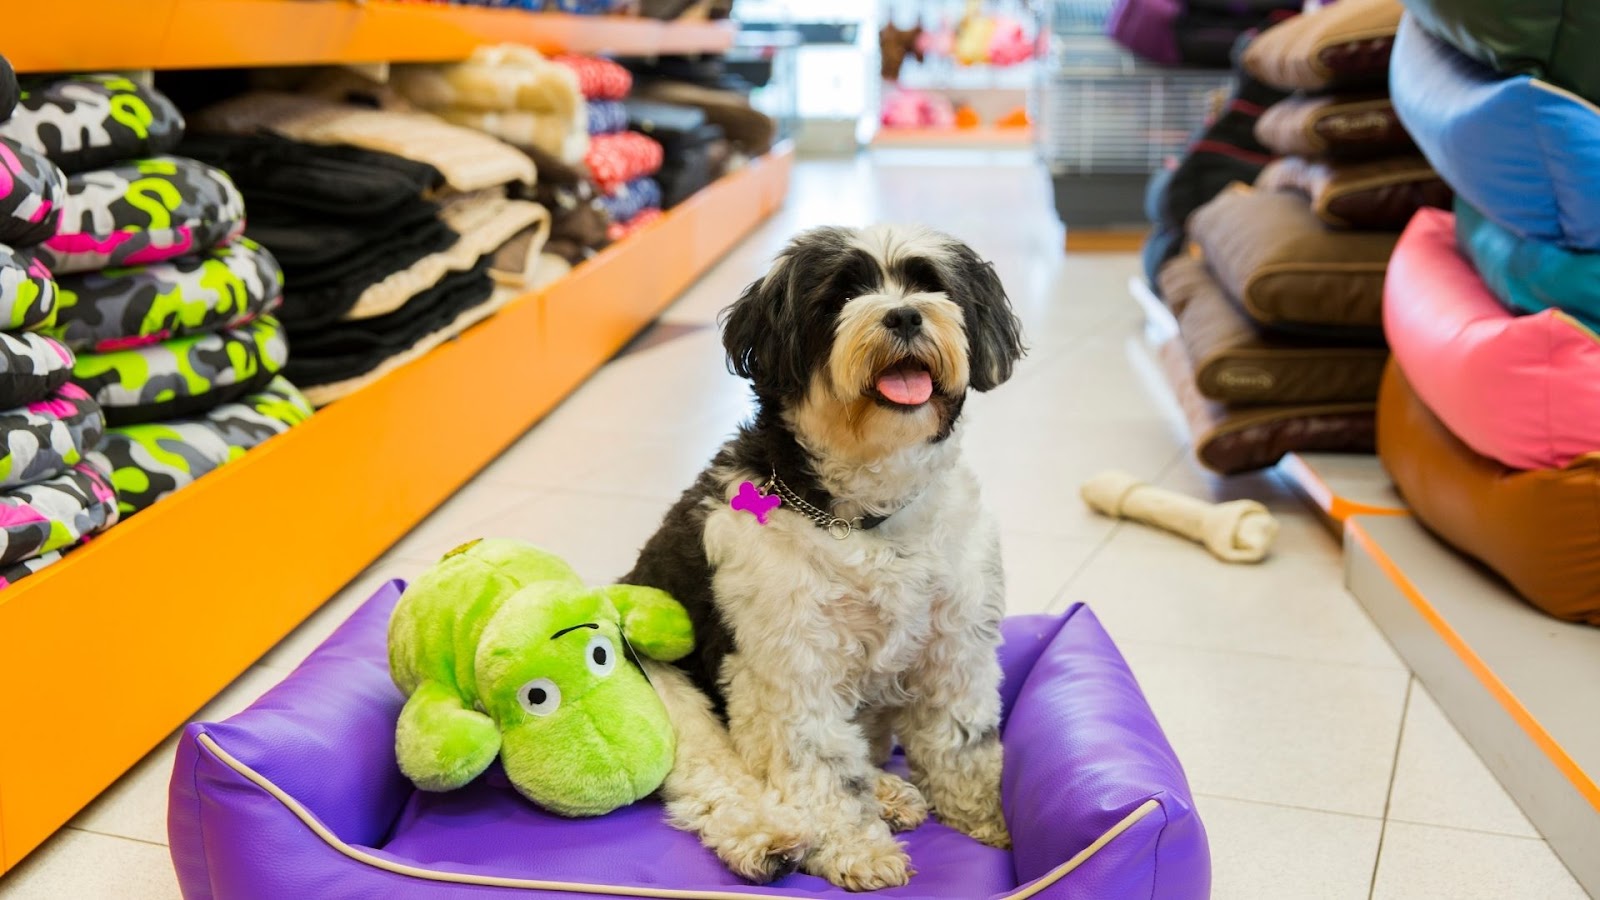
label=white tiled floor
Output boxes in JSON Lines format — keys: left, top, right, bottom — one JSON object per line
{"left": 2, "top": 153, "right": 1588, "bottom": 898}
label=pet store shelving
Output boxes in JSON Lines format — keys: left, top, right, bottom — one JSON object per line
{"left": 0, "top": 3, "right": 773, "bottom": 871}
{"left": 1345, "top": 515, "right": 1600, "bottom": 896}
{"left": 1036, "top": 0, "right": 1229, "bottom": 249}
{"left": 7, "top": 0, "right": 736, "bottom": 73}
{"left": 1270, "top": 451, "right": 1599, "bottom": 895}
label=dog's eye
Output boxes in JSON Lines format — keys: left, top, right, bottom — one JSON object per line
{"left": 517, "top": 678, "right": 561, "bottom": 717}
{"left": 585, "top": 635, "right": 617, "bottom": 678}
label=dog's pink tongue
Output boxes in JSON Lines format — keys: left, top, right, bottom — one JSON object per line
{"left": 876, "top": 366, "right": 933, "bottom": 405}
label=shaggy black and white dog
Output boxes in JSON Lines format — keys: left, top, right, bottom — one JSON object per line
{"left": 625, "top": 224, "right": 1025, "bottom": 891}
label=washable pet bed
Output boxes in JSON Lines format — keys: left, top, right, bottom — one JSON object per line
{"left": 1391, "top": 17, "right": 1600, "bottom": 251}
{"left": 168, "top": 581, "right": 1210, "bottom": 899}
{"left": 0, "top": 382, "right": 104, "bottom": 488}
{"left": 1189, "top": 185, "right": 1398, "bottom": 338}
{"left": 1254, "top": 94, "right": 1415, "bottom": 161}
{"left": 1403, "top": 0, "right": 1600, "bottom": 101}
{"left": 0, "top": 458, "right": 116, "bottom": 568}
{"left": 48, "top": 239, "right": 283, "bottom": 352}
{"left": 1241, "top": 0, "right": 1403, "bottom": 92}
{"left": 1254, "top": 155, "right": 1448, "bottom": 230}
{"left": 0, "top": 136, "right": 65, "bottom": 247}
{"left": 0, "top": 332, "right": 74, "bottom": 409}
{"left": 72, "top": 315, "right": 288, "bottom": 427}
{"left": 90, "top": 376, "right": 310, "bottom": 517}
{"left": 1158, "top": 338, "right": 1376, "bottom": 474}
{"left": 1378, "top": 363, "right": 1600, "bottom": 624}
{"left": 0, "top": 243, "right": 58, "bottom": 332}
{"left": 1386, "top": 208, "right": 1600, "bottom": 471}
{"left": 0, "top": 74, "right": 185, "bottom": 174}
{"left": 41, "top": 156, "right": 247, "bottom": 275}
{"left": 1455, "top": 198, "right": 1600, "bottom": 335}
{"left": 1160, "top": 256, "right": 1387, "bottom": 405}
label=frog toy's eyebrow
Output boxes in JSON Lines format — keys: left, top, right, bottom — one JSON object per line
{"left": 550, "top": 622, "right": 600, "bottom": 640}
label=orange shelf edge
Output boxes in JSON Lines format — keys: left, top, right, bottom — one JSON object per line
{"left": 1345, "top": 519, "right": 1600, "bottom": 814}
{"left": 1279, "top": 453, "right": 1408, "bottom": 527}
{"left": 0, "top": 145, "right": 792, "bottom": 872}
{"left": 9, "top": 0, "right": 736, "bottom": 73}
{"left": 871, "top": 126, "right": 1034, "bottom": 147}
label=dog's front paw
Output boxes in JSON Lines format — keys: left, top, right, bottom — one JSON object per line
{"left": 723, "top": 829, "right": 811, "bottom": 884}
{"left": 874, "top": 772, "right": 929, "bottom": 833}
{"left": 666, "top": 793, "right": 811, "bottom": 884}
{"left": 804, "top": 829, "right": 914, "bottom": 892}
{"left": 938, "top": 798, "right": 1011, "bottom": 849}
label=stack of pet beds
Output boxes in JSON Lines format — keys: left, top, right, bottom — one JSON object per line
{"left": 392, "top": 48, "right": 642, "bottom": 276}
{"left": 1158, "top": 0, "right": 1446, "bottom": 475}
{"left": 1109, "top": 0, "right": 1299, "bottom": 69}
{"left": 1141, "top": 30, "right": 1291, "bottom": 289}
{"left": 184, "top": 77, "right": 547, "bottom": 408}
{"left": 0, "top": 71, "right": 314, "bottom": 542}
{"left": 0, "top": 62, "right": 117, "bottom": 586}
{"left": 625, "top": 56, "right": 777, "bottom": 160}
{"left": 556, "top": 55, "right": 667, "bottom": 241}
{"left": 1376, "top": 11, "right": 1600, "bottom": 624}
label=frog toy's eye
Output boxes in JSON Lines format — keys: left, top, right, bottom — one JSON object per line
{"left": 517, "top": 678, "right": 561, "bottom": 717}
{"left": 585, "top": 634, "right": 617, "bottom": 678}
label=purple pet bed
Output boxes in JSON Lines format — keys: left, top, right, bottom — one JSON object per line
{"left": 168, "top": 583, "right": 1209, "bottom": 899}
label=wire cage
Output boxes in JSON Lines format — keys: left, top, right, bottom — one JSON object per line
{"left": 1035, "top": 0, "right": 1231, "bottom": 226}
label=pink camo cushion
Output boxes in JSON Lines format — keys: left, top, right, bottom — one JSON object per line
{"left": 1386, "top": 208, "right": 1600, "bottom": 469}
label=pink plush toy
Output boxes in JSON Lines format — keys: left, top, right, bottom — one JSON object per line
{"left": 880, "top": 87, "right": 956, "bottom": 129}
{"left": 988, "top": 17, "right": 1036, "bottom": 66}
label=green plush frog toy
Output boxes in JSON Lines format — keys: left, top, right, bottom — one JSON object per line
{"left": 387, "top": 538, "right": 694, "bottom": 816}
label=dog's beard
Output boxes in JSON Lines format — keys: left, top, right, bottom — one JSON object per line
{"left": 790, "top": 293, "right": 969, "bottom": 464}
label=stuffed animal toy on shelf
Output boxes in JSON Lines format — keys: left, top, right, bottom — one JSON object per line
{"left": 387, "top": 538, "right": 694, "bottom": 816}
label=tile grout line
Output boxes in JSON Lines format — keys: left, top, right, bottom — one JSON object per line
{"left": 65, "top": 825, "right": 169, "bottom": 849}
{"left": 1041, "top": 444, "right": 1190, "bottom": 615}
{"left": 1368, "top": 676, "right": 1415, "bottom": 899}
{"left": 1192, "top": 792, "right": 1385, "bottom": 824}
{"left": 1107, "top": 635, "right": 1411, "bottom": 675}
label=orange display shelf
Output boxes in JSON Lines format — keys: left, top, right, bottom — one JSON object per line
{"left": 871, "top": 125, "right": 1034, "bottom": 147}
{"left": 0, "top": 146, "right": 792, "bottom": 873}
{"left": 8, "top": 0, "right": 736, "bottom": 73}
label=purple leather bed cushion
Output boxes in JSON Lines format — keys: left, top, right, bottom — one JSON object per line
{"left": 168, "top": 582, "right": 1209, "bottom": 899}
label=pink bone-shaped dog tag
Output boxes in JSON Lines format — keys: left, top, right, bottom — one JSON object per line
{"left": 730, "top": 481, "right": 781, "bottom": 524}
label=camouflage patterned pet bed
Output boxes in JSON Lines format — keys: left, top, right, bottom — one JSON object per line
{"left": 0, "top": 74, "right": 184, "bottom": 174}
{"left": 0, "top": 382, "right": 103, "bottom": 488}
{"left": 48, "top": 239, "right": 283, "bottom": 352}
{"left": 0, "top": 242, "right": 58, "bottom": 332}
{"left": 0, "top": 136, "right": 64, "bottom": 247}
{"left": 91, "top": 376, "right": 310, "bottom": 517}
{"left": 40, "top": 156, "right": 246, "bottom": 275}
{"left": 0, "top": 331, "right": 73, "bottom": 409}
{"left": 71, "top": 315, "right": 288, "bottom": 427}
{"left": 0, "top": 458, "right": 117, "bottom": 568}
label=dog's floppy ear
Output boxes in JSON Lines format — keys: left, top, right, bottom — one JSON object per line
{"left": 720, "top": 254, "right": 795, "bottom": 394}
{"left": 946, "top": 243, "right": 1025, "bottom": 392}
{"left": 721, "top": 227, "right": 852, "bottom": 398}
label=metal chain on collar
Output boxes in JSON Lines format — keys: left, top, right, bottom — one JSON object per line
{"left": 763, "top": 471, "right": 862, "bottom": 540}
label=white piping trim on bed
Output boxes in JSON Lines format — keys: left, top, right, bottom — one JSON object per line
{"left": 196, "top": 733, "right": 1162, "bottom": 899}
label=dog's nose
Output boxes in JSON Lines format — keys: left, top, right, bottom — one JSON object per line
{"left": 882, "top": 307, "right": 923, "bottom": 340}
